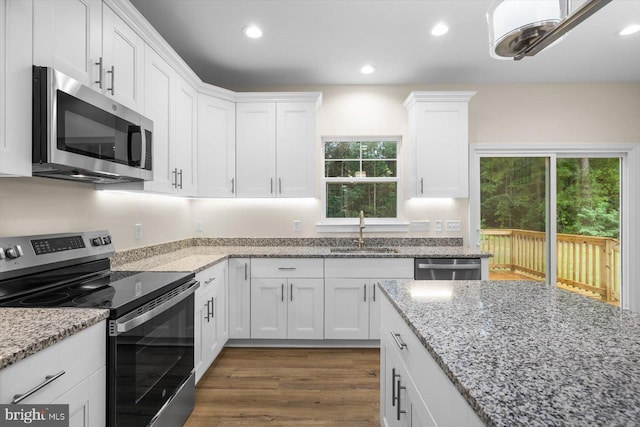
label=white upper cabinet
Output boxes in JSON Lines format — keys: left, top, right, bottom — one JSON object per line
{"left": 173, "top": 75, "right": 198, "bottom": 195}
{"left": 404, "top": 92, "right": 475, "bottom": 198}
{"left": 236, "top": 94, "right": 321, "bottom": 198}
{"left": 102, "top": 4, "right": 145, "bottom": 111}
{"left": 198, "top": 94, "right": 236, "bottom": 197}
{"left": 0, "top": 0, "right": 32, "bottom": 177}
{"left": 33, "top": 0, "right": 102, "bottom": 89}
{"left": 34, "top": 1, "right": 144, "bottom": 111}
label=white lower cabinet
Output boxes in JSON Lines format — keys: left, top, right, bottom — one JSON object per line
{"left": 228, "top": 258, "right": 251, "bottom": 339}
{"left": 194, "top": 262, "right": 228, "bottom": 383}
{"left": 0, "top": 321, "right": 106, "bottom": 426}
{"left": 380, "top": 296, "right": 484, "bottom": 427}
{"left": 250, "top": 258, "right": 324, "bottom": 339}
{"left": 324, "top": 258, "right": 413, "bottom": 340}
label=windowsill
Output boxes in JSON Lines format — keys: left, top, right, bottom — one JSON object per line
{"left": 315, "top": 221, "right": 410, "bottom": 233}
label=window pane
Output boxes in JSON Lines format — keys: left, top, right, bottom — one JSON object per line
{"left": 362, "top": 141, "right": 397, "bottom": 159}
{"left": 325, "top": 141, "right": 360, "bottom": 159}
{"left": 325, "top": 160, "right": 360, "bottom": 178}
{"left": 480, "top": 157, "right": 547, "bottom": 283}
{"left": 556, "top": 157, "right": 620, "bottom": 306}
{"left": 362, "top": 160, "right": 396, "bottom": 177}
{"left": 326, "top": 182, "right": 397, "bottom": 218}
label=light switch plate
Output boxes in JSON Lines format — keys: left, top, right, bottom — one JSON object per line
{"left": 434, "top": 220, "right": 443, "bottom": 232}
{"left": 195, "top": 220, "right": 203, "bottom": 232}
{"left": 293, "top": 220, "right": 301, "bottom": 232}
{"left": 134, "top": 223, "right": 142, "bottom": 239}
{"left": 410, "top": 221, "right": 430, "bottom": 232}
{"left": 446, "top": 220, "right": 462, "bottom": 232}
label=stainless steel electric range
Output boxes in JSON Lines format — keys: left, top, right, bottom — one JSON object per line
{"left": 0, "top": 230, "right": 198, "bottom": 427}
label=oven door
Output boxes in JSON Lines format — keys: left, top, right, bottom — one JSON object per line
{"left": 108, "top": 280, "right": 197, "bottom": 427}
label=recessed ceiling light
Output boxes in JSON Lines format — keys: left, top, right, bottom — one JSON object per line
{"left": 242, "top": 25, "right": 263, "bottom": 39}
{"left": 619, "top": 24, "right": 640, "bottom": 36}
{"left": 431, "top": 22, "right": 449, "bottom": 36}
{"left": 360, "top": 64, "right": 375, "bottom": 74}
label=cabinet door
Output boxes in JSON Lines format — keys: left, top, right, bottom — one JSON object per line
{"left": 201, "top": 282, "right": 221, "bottom": 373}
{"left": 102, "top": 4, "right": 144, "bottom": 111}
{"left": 236, "top": 102, "right": 276, "bottom": 197}
{"left": 228, "top": 258, "right": 251, "bottom": 339}
{"left": 0, "top": 0, "right": 32, "bottom": 177}
{"left": 173, "top": 76, "right": 198, "bottom": 195}
{"left": 251, "top": 278, "right": 287, "bottom": 339}
{"left": 33, "top": 0, "right": 102, "bottom": 89}
{"left": 143, "top": 45, "right": 175, "bottom": 193}
{"left": 324, "top": 279, "right": 369, "bottom": 340}
{"left": 275, "top": 102, "right": 316, "bottom": 197}
{"left": 53, "top": 366, "right": 106, "bottom": 427}
{"left": 287, "top": 279, "right": 324, "bottom": 339}
{"left": 413, "top": 101, "right": 470, "bottom": 198}
{"left": 215, "top": 264, "right": 229, "bottom": 349}
{"left": 197, "top": 94, "right": 236, "bottom": 197}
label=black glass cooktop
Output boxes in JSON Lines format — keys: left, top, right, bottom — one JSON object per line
{"left": 0, "top": 268, "right": 195, "bottom": 318}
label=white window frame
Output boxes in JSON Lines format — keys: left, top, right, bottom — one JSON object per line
{"left": 316, "top": 136, "right": 408, "bottom": 232}
{"left": 469, "top": 142, "right": 640, "bottom": 312}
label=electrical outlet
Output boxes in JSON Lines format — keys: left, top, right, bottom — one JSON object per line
{"left": 434, "top": 220, "right": 443, "bottom": 232}
{"left": 195, "top": 220, "right": 203, "bottom": 232}
{"left": 410, "top": 221, "right": 430, "bottom": 232}
{"left": 134, "top": 223, "right": 142, "bottom": 240}
{"left": 446, "top": 220, "right": 462, "bottom": 232}
{"left": 293, "top": 220, "right": 301, "bottom": 232}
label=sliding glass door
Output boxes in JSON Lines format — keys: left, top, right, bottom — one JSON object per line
{"left": 477, "top": 153, "right": 621, "bottom": 307}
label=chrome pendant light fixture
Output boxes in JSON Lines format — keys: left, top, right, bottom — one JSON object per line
{"left": 487, "top": 0, "right": 613, "bottom": 60}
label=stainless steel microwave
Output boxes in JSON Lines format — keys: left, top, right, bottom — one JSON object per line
{"left": 32, "top": 66, "right": 153, "bottom": 184}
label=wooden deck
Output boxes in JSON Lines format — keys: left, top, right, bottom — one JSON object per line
{"left": 184, "top": 347, "right": 380, "bottom": 426}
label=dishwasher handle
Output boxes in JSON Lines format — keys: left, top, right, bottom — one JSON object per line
{"left": 417, "top": 264, "right": 480, "bottom": 270}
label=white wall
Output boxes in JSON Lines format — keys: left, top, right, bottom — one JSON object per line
{"left": 1, "top": 83, "right": 638, "bottom": 249}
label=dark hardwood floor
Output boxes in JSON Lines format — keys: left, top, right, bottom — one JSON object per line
{"left": 184, "top": 347, "right": 380, "bottom": 426}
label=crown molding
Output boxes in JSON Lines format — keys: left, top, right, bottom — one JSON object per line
{"left": 403, "top": 91, "right": 477, "bottom": 109}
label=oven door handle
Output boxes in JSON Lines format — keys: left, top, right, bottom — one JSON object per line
{"left": 417, "top": 264, "right": 480, "bottom": 270}
{"left": 112, "top": 281, "right": 199, "bottom": 335}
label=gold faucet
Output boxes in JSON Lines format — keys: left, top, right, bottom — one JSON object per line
{"left": 356, "top": 210, "right": 366, "bottom": 248}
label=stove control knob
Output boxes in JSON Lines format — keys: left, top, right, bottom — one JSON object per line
{"left": 91, "top": 238, "right": 102, "bottom": 247}
{"left": 5, "top": 245, "right": 23, "bottom": 259}
{"left": 102, "top": 236, "right": 112, "bottom": 245}
{"left": 0, "top": 248, "right": 5, "bottom": 259}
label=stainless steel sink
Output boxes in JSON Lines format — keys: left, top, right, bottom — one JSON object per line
{"left": 329, "top": 247, "right": 399, "bottom": 254}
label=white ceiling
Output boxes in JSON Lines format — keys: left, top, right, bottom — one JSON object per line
{"left": 129, "top": 0, "right": 640, "bottom": 89}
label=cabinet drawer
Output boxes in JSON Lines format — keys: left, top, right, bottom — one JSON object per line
{"left": 325, "top": 258, "right": 413, "bottom": 278}
{"left": 196, "top": 262, "right": 226, "bottom": 293}
{"left": 251, "top": 258, "right": 323, "bottom": 278}
{"left": 0, "top": 320, "right": 106, "bottom": 405}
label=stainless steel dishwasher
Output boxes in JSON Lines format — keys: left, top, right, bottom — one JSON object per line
{"left": 414, "top": 258, "right": 481, "bottom": 280}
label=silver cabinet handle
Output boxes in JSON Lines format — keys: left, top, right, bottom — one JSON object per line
{"left": 396, "top": 379, "right": 406, "bottom": 421}
{"left": 107, "top": 65, "right": 115, "bottom": 94}
{"left": 391, "top": 368, "right": 400, "bottom": 407}
{"left": 244, "top": 262, "right": 248, "bottom": 280}
{"left": 204, "top": 277, "right": 215, "bottom": 284}
{"left": 205, "top": 300, "right": 211, "bottom": 322}
{"left": 373, "top": 283, "right": 376, "bottom": 302}
{"left": 210, "top": 297, "right": 215, "bottom": 319}
{"left": 94, "top": 57, "right": 103, "bottom": 89}
{"left": 279, "top": 177, "right": 282, "bottom": 194}
{"left": 417, "top": 264, "right": 480, "bottom": 270}
{"left": 12, "top": 371, "right": 65, "bottom": 404}
{"left": 270, "top": 178, "right": 274, "bottom": 194}
{"left": 420, "top": 177, "right": 424, "bottom": 194}
{"left": 172, "top": 168, "right": 177, "bottom": 188}
{"left": 178, "top": 169, "right": 183, "bottom": 189}
{"left": 278, "top": 267, "right": 296, "bottom": 270}
{"left": 364, "top": 284, "right": 367, "bottom": 302}
{"left": 391, "top": 332, "right": 407, "bottom": 350}
{"left": 281, "top": 283, "right": 284, "bottom": 302}
{"left": 231, "top": 177, "right": 235, "bottom": 194}
{"left": 290, "top": 283, "right": 293, "bottom": 301}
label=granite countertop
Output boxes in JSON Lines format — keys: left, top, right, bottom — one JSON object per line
{"left": 0, "top": 308, "right": 109, "bottom": 370}
{"left": 379, "top": 280, "right": 640, "bottom": 426}
{"left": 113, "top": 245, "right": 489, "bottom": 273}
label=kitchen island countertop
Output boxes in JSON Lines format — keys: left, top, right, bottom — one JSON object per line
{"left": 379, "top": 279, "right": 640, "bottom": 426}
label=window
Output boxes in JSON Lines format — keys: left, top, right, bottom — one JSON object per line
{"left": 323, "top": 137, "right": 400, "bottom": 220}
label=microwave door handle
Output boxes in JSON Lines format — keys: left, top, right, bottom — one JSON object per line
{"left": 127, "top": 125, "right": 142, "bottom": 167}
{"left": 112, "top": 281, "right": 199, "bottom": 335}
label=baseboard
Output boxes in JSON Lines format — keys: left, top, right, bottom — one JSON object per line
{"left": 225, "top": 339, "right": 380, "bottom": 348}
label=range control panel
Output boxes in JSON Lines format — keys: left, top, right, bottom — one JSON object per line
{"left": 0, "top": 230, "right": 114, "bottom": 280}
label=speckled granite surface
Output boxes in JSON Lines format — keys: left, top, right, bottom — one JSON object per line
{"left": 113, "top": 245, "right": 488, "bottom": 273}
{"left": 379, "top": 280, "right": 640, "bottom": 427}
{"left": 111, "top": 237, "right": 471, "bottom": 267}
{"left": 0, "top": 308, "right": 109, "bottom": 370}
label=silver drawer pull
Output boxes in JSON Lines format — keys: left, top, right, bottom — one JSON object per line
{"left": 12, "top": 370, "right": 65, "bottom": 404}
{"left": 277, "top": 267, "right": 296, "bottom": 270}
{"left": 391, "top": 332, "right": 407, "bottom": 350}
{"left": 204, "top": 277, "right": 215, "bottom": 284}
